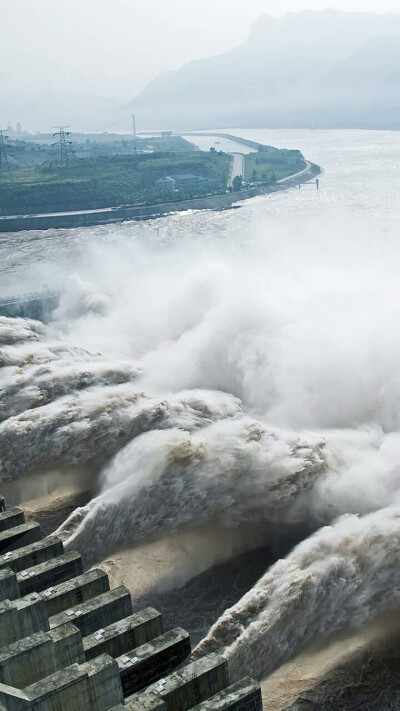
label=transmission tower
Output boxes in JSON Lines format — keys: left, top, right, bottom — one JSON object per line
{"left": 52, "top": 125, "right": 74, "bottom": 168}
{"left": 0, "top": 130, "right": 13, "bottom": 180}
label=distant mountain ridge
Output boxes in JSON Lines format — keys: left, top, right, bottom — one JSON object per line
{"left": 127, "top": 10, "right": 400, "bottom": 129}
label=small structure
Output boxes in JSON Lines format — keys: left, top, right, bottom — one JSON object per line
{"left": 174, "top": 174, "right": 209, "bottom": 190}
{"left": 155, "top": 177, "right": 177, "bottom": 192}
{"left": 155, "top": 175, "right": 209, "bottom": 193}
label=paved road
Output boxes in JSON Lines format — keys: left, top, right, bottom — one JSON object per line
{"left": 0, "top": 206, "right": 116, "bottom": 221}
{"left": 277, "top": 160, "right": 312, "bottom": 184}
{"left": 228, "top": 153, "right": 245, "bottom": 187}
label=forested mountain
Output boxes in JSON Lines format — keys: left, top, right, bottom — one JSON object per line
{"left": 127, "top": 10, "right": 400, "bottom": 129}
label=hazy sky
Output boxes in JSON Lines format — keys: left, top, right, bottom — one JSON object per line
{"left": 2, "top": 0, "right": 400, "bottom": 105}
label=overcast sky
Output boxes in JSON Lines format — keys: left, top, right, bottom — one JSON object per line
{"left": 2, "top": 0, "right": 400, "bottom": 105}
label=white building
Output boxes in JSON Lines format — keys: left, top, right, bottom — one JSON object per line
{"left": 155, "top": 174, "right": 210, "bottom": 192}
{"left": 155, "top": 176, "right": 177, "bottom": 192}
{"left": 174, "top": 174, "right": 209, "bottom": 189}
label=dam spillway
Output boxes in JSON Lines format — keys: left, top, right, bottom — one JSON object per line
{"left": 0, "top": 496, "right": 263, "bottom": 711}
{"left": 0, "top": 292, "right": 61, "bottom": 323}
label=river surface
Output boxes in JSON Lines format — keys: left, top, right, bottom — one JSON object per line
{"left": 2, "top": 129, "right": 400, "bottom": 700}
{"left": 1, "top": 129, "right": 399, "bottom": 296}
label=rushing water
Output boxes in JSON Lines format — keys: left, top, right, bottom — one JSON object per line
{"left": 2, "top": 129, "right": 400, "bottom": 683}
{"left": 2, "top": 129, "right": 400, "bottom": 296}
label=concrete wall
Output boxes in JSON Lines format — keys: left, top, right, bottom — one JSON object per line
{"left": 41, "top": 569, "right": 110, "bottom": 618}
{"left": 24, "top": 655, "right": 123, "bottom": 711}
{"left": 0, "top": 683, "right": 31, "bottom": 711}
{"left": 0, "top": 508, "right": 25, "bottom": 533}
{"left": 26, "top": 663, "right": 92, "bottom": 711}
{"left": 190, "top": 678, "right": 263, "bottom": 711}
{"left": 0, "top": 624, "right": 84, "bottom": 688}
{"left": 87, "top": 656, "right": 124, "bottom": 711}
{"left": 0, "top": 523, "right": 41, "bottom": 554}
{"left": 118, "top": 628, "right": 191, "bottom": 697}
{"left": 0, "top": 494, "right": 264, "bottom": 711}
{"left": 0, "top": 295, "right": 60, "bottom": 322}
{"left": 49, "top": 586, "right": 132, "bottom": 638}
{"left": 0, "top": 568, "right": 19, "bottom": 602}
{"left": 0, "top": 538, "right": 64, "bottom": 574}
{"left": 17, "top": 551, "right": 83, "bottom": 597}
{"left": 84, "top": 608, "right": 163, "bottom": 661}
{"left": 0, "top": 595, "right": 50, "bottom": 646}
{"left": 146, "top": 653, "right": 228, "bottom": 711}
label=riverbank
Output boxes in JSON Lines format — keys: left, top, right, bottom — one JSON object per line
{"left": 0, "top": 159, "right": 320, "bottom": 233}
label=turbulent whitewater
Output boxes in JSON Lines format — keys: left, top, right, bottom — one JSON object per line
{"left": 2, "top": 129, "right": 400, "bottom": 683}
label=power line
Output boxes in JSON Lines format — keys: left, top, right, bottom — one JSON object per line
{"left": 0, "top": 130, "right": 13, "bottom": 181}
{"left": 96, "top": 112, "right": 173, "bottom": 134}
{"left": 52, "top": 125, "right": 74, "bottom": 168}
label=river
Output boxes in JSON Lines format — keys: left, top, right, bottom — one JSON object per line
{"left": 2, "top": 129, "right": 400, "bottom": 702}
{"left": 1, "top": 129, "right": 400, "bottom": 296}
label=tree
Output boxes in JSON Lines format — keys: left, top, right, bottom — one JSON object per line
{"left": 232, "top": 175, "right": 242, "bottom": 191}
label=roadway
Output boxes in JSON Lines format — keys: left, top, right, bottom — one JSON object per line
{"left": 228, "top": 153, "right": 245, "bottom": 187}
{"left": 277, "top": 160, "right": 312, "bottom": 184}
{"left": 0, "top": 206, "right": 116, "bottom": 221}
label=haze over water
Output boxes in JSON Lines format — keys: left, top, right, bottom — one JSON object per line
{"left": 2, "top": 128, "right": 400, "bottom": 683}
{"left": 2, "top": 129, "right": 400, "bottom": 295}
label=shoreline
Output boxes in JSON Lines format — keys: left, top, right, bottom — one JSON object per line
{"left": 0, "top": 133, "right": 321, "bottom": 233}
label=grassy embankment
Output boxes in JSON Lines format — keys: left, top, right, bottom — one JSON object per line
{"left": 0, "top": 151, "right": 231, "bottom": 213}
{"left": 245, "top": 146, "right": 306, "bottom": 184}
{"left": 0, "top": 137, "right": 307, "bottom": 214}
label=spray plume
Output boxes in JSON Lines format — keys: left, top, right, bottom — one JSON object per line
{"left": 2, "top": 207, "right": 400, "bottom": 685}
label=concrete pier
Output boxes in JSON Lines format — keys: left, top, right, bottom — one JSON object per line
{"left": 84, "top": 608, "right": 164, "bottom": 661}
{"left": 49, "top": 586, "right": 132, "bottom": 637}
{"left": 138, "top": 653, "right": 229, "bottom": 711}
{"left": 0, "top": 595, "right": 49, "bottom": 646}
{"left": 117, "top": 628, "right": 191, "bottom": 697}
{"left": 0, "top": 624, "right": 84, "bottom": 688}
{"left": 39, "top": 569, "right": 110, "bottom": 618}
{"left": 0, "top": 523, "right": 41, "bottom": 555}
{"left": 190, "top": 678, "right": 263, "bottom": 711}
{"left": 0, "top": 570, "right": 19, "bottom": 603}
{"left": 0, "top": 655, "right": 124, "bottom": 711}
{"left": 0, "top": 510, "right": 25, "bottom": 534}
{"left": 0, "top": 494, "right": 263, "bottom": 711}
{"left": 0, "top": 537, "right": 64, "bottom": 574}
{"left": 16, "top": 551, "right": 83, "bottom": 597}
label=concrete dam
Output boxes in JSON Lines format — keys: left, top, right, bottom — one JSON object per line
{"left": 0, "top": 292, "right": 61, "bottom": 323}
{"left": 0, "top": 495, "right": 263, "bottom": 711}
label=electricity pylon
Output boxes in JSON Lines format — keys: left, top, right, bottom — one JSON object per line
{"left": 0, "top": 130, "right": 13, "bottom": 180}
{"left": 52, "top": 126, "right": 74, "bottom": 168}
